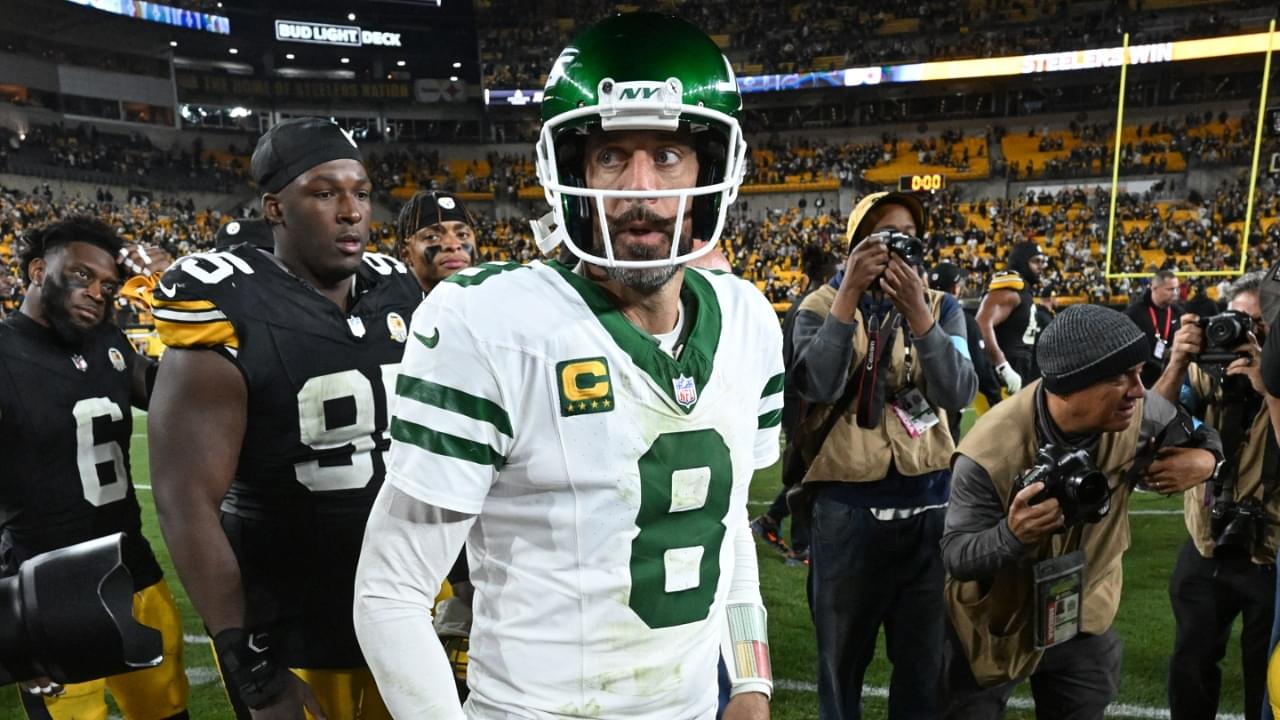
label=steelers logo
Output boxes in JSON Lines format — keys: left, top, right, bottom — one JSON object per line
{"left": 387, "top": 312, "right": 408, "bottom": 343}
{"left": 108, "top": 347, "right": 127, "bottom": 372}
{"left": 437, "top": 196, "right": 456, "bottom": 210}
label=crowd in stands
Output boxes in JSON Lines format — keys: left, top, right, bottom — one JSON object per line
{"left": 5, "top": 112, "right": 1257, "bottom": 206}
{"left": 476, "top": 0, "right": 1274, "bottom": 88}
{"left": 1, "top": 124, "right": 247, "bottom": 193}
{"left": 0, "top": 181, "right": 239, "bottom": 320}
{"left": 1005, "top": 111, "right": 1262, "bottom": 180}
{"left": 4, "top": 113, "right": 1279, "bottom": 321}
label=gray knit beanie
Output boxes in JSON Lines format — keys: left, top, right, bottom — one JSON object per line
{"left": 1037, "top": 304, "right": 1148, "bottom": 395}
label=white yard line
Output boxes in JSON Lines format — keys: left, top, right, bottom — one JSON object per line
{"left": 746, "top": 501, "right": 1185, "bottom": 515}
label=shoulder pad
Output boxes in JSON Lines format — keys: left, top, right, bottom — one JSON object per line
{"left": 987, "top": 272, "right": 1025, "bottom": 292}
{"left": 150, "top": 250, "right": 253, "bottom": 350}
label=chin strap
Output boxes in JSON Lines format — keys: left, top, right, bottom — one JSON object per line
{"left": 721, "top": 602, "right": 772, "bottom": 698}
{"left": 531, "top": 211, "right": 569, "bottom": 256}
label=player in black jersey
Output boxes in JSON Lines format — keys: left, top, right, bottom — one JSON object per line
{"left": 147, "top": 119, "right": 422, "bottom": 720}
{"left": 0, "top": 216, "right": 188, "bottom": 719}
{"left": 976, "top": 241, "right": 1047, "bottom": 401}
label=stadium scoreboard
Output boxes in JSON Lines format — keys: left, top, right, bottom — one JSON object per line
{"left": 898, "top": 173, "right": 946, "bottom": 192}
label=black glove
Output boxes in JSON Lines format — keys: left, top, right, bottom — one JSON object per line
{"left": 212, "top": 628, "right": 290, "bottom": 710}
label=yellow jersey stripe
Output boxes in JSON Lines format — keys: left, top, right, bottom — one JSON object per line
{"left": 150, "top": 298, "right": 218, "bottom": 312}
{"left": 988, "top": 273, "right": 1025, "bottom": 291}
{"left": 155, "top": 318, "right": 239, "bottom": 349}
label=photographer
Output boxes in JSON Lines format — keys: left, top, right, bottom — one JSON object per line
{"left": 1152, "top": 270, "right": 1274, "bottom": 720}
{"left": 941, "top": 305, "right": 1222, "bottom": 719}
{"left": 1126, "top": 269, "right": 1184, "bottom": 387}
{"left": 791, "top": 191, "right": 976, "bottom": 719}
{"left": 1263, "top": 263, "right": 1280, "bottom": 445}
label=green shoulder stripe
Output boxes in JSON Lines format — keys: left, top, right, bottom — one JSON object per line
{"left": 396, "top": 375, "right": 512, "bottom": 437}
{"left": 390, "top": 417, "right": 506, "bottom": 469}
{"left": 757, "top": 409, "right": 782, "bottom": 429}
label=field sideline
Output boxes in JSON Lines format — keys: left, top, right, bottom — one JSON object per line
{"left": 0, "top": 411, "right": 1250, "bottom": 719}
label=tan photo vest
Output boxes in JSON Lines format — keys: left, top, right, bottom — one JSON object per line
{"left": 796, "top": 285, "right": 955, "bottom": 483}
{"left": 1183, "top": 364, "right": 1280, "bottom": 565}
{"left": 946, "top": 382, "right": 1142, "bottom": 686}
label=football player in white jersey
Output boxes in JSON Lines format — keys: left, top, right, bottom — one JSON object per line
{"left": 354, "top": 13, "right": 780, "bottom": 720}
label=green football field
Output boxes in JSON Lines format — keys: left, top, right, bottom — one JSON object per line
{"left": 0, "top": 411, "right": 1251, "bottom": 719}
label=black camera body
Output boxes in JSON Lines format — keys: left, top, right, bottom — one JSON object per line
{"left": 1210, "top": 496, "right": 1266, "bottom": 554}
{"left": 1196, "top": 309, "right": 1253, "bottom": 365}
{"left": 875, "top": 230, "right": 926, "bottom": 267}
{"left": 1013, "top": 445, "right": 1112, "bottom": 528}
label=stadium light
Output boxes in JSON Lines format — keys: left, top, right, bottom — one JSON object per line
{"left": 341, "top": 57, "right": 350, "bottom": 64}
{"left": 452, "top": 61, "right": 461, "bottom": 69}
{"left": 348, "top": 12, "right": 356, "bottom": 20}
{"left": 449, "top": 75, "right": 458, "bottom": 82}
{"left": 228, "top": 48, "right": 238, "bottom": 54}
{"left": 285, "top": 53, "right": 295, "bottom": 60}
{"left": 396, "top": 60, "right": 406, "bottom": 67}
{"left": 169, "top": 40, "right": 177, "bottom": 47}
{"left": 229, "top": 107, "right": 252, "bottom": 119}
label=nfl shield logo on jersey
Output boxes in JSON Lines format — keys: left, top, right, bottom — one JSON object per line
{"left": 387, "top": 312, "right": 408, "bottom": 343}
{"left": 673, "top": 374, "right": 698, "bottom": 408}
{"left": 71, "top": 354, "right": 88, "bottom": 372}
{"left": 108, "top": 347, "right": 127, "bottom": 372}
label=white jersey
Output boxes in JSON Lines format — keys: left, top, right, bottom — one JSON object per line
{"left": 386, "top": 260, "right": 783, "bottom": 718}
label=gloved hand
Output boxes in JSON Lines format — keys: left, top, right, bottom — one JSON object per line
{"left": 995, "top": 361, "right": 1023, "bottom": 394}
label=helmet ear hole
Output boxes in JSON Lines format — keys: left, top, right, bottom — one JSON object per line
{"left": 555, "top": 135, "right": 595, "bottom": 251}
{"left": 692, "top": 130, "right": 728, "bottom": 242}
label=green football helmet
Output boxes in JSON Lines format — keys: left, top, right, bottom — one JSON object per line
{"left": 531, "top": 13, "right": 747, "bottom": 268}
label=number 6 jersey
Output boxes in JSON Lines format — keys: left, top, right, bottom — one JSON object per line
{"left": 152, "top": 242, "right": 423, "bottom": 668}
{"left": 386, "top": 261, "right": 784, "bottom": 717}
{"left": 0, "top": 314, "right": 161, "bottom": 589}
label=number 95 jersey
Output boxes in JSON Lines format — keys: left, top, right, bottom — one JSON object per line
{"left": 153, "top": 243, "right": 423, "bottom": 667}
{"left": 387, "top": 261, "right": 784, "bottom": 717}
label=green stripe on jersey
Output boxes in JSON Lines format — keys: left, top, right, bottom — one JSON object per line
{"left": 757, "top": 409, "right": 782, "bottom": 429}
{"left": 390, "top": 417, "right": 506, "bottom": 469}
{"left": 761, "top": 372, "right": 784, "bottom": 397}
{"left": 396, "top": 375, "right": 512, "bottom": 437}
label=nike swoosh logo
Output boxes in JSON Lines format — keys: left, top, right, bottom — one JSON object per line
{"left": 414, "top": 328, "right": 440, "bottom": 348}
{"left": 157, "top": 280, "right": 177, "bottom": 297}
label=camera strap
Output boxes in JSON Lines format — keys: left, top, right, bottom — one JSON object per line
{"left": 854, "top": 306, "right": 902, "bottom": 430}
{"left": 1213, "top": 387, "right": 1255, "bottom": 502}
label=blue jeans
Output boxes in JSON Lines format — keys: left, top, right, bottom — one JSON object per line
{"left": 809, "top": 494, "right": 946, "bottom": 720}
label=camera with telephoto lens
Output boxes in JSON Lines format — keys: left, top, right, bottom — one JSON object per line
{"left": 1196, "top": 310, "right": 1253, "bottom": 365}
{"left": 1210, "top": 496, "right": 1265, "bottom": 554}
{"left": 1013, "top": 445, "right": 1112, "bottom": 528}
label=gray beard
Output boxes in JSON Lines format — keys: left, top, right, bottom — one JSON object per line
{"left": 603, "top": 263, "right": 681, "bottom": 294}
